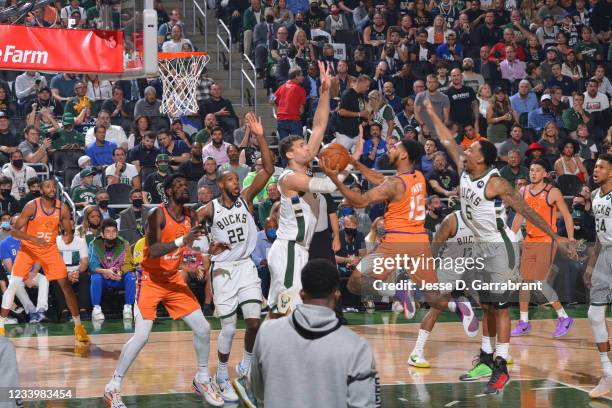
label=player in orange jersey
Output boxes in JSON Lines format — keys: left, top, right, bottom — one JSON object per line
{"left": 321, "top": 139, "right": 478, "bottom": 368}
{"left": 103, "top": 173, "right": 224, "bottom": 408}
{"left": 0, "top": 179, "right": 88, "bottom": 343}
{"left": 510, "top": 159, "right": 575, "bottom": 338}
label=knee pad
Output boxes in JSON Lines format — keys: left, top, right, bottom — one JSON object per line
{"left": 218, "top": 315, "right": 237, "bottom": 354}
{"left": 588, "top": 305, "right": 609, "bottom": 343}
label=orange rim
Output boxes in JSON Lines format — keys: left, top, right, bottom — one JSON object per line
{"left": 158, "top": 52, "right": 208, "bottom": 60}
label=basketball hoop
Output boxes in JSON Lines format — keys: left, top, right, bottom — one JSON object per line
{"left": 157, "top": 52, "right": 209, "bottom": 118}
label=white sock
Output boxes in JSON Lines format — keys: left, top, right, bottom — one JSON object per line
{"left": 600, "top": 352, "right": 612, "bottom": 377}
{"left": 73, "top": 316, "right": 81, "bottom": 326}
{"left": 216, "top": 361, "right": 229, "bottom": 381}
{"left": 196, "top": 364, "right": 210, "bottom": 384}
{"left": 412, "top": 329, "right": 429, "bottom": 355}
{"left": 93, "top": 305, "right": 102, "bottom": 312}
{"left": 447, "top": 301, "right": 456, "bottom": 313}
{"left": 520, "top": 312, "right": 529, "bottom": 323}
{"left": 241, "top": 350, "right": 253, "bottom": 368}
{"left": 481, "top": 336, "right": 494, "bottom": 354}
{"left": 106, "top": 371, "right": 124, "bottom": 392}
{"left": 556, "top": 307, "right": 568, "bottom": 319}
{"left": 496, "top": 342, "right": 510, "bottom": 360}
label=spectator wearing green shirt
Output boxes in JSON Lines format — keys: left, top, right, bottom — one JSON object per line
{"left": 574, "top": 26, "right": 603, "bottom": 75}
{"left": 243, "top": 0, "right": 265, "bottom": 56}
{"left": 63, "top": 81, "right": 92, "bottom": 126}
{"left": 193, "top": 113, "right": 217, "bottom": 144}
{"left": 257, "top": 182, "right": 280, "bottom": 225}
{"left": 71, "top": 167, "right": 98, "bottom": 209}
{"left": 499, "top": 149, "right": 530, "bottom": 188}
{"left": 561, "top": 93, "right": 590, "bottom": 135}
{"left": 51, "top": 113, "right": 86, "bottom": 151}
{"left": 242, "top": 158, "right": 276, "bottom": 205}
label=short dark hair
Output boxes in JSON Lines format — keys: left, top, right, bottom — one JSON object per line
{"left": 26, "top": 176, "right": 40, "bottom": 188}
{"left": 143, "top": 130, "right": 156, "bottom": 140}
{"left": 400, "top": 139, "right": 425, "bottom": 164}
{"left": 157, "top": 128, "right": 171, "bottom": 138}
{"left": 24, "top": 125, "right": 37, "bottom": 135}
{"left": 0, "top": 175, "right": 11, "bottom": 186}
{"left": 588, "top": 78, "right": 599, "bottom": 87}
{"left": 100, "top": 218, "right": 118, "bottom": 234}
{"left": 279, "top": 135, "right": 302, "bottom": 161}
{"left": 479, "top": 140, "right": 498, "bottom": 166}
{"left": 301, "top": 259, "right": 339, "bottom": 298}
{"left": 598, "top": 153, "right": 612, "bottom": 165}
{"left": 163, "top": 173, "right": 187, "bottom": 196}
{"left": 113, "top": 147, "right": 127, "bottom": 156}
{"left": 531, "top": 158, "right": 549, "bottom": 171}
{"left": 94, "top": 124, "right": 106, "bottom": 134}
{"left": 417, "top": 28, "right": 427, "bottom": 36}
{"left": 130, "top": 188, "right": 142, "bottom": 197}
{"left": 211, "top": 126, "right": 224, "bottom": 135}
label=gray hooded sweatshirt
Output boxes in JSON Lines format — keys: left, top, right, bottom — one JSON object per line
{"left": 251, "top": 303, "right": 381, "bottom": 408}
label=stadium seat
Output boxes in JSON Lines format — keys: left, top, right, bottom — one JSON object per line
{"left": 119, "top": 229, "right": 142, "bottom": 245}
{"left": 107, "top": 183, "right": 133, "bottom": 205}
{"left": 140, "top": 165, "right": 157, "bottom": 183}
{"left": 555, "top": 174, "right": 582, "bottom": 196}
{"left": 334, "top": 30, "right": 360, "bottom": 47}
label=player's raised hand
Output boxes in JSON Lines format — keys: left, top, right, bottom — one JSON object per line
{"left": 351, "top": 125, "right": 365, "bottom": 164}
{"left": 318, "top": 61, "right": 331, "bottom": 93}
{"left": 245, "top": 112, "right": 264, "bottom": 138}
{"left": 319, "top": 156, "right": 340, "bottom": 180}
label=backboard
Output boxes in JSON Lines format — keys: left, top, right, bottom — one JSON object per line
{"left": 116, "top": 0, "right": 158, "bottom": 78}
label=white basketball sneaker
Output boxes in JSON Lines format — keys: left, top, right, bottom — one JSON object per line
{"left": 92, "top": 306, "right": 105, "bottom": 321}
{"left": 407, "top": 352, "right": 431, "bottom": 368}
{"left": 122, "top": 305, "right": 133, "bottom": 321}
{"left": 215, "top": 375, "right": 239, "bottom": 403}
{"left": 192, "top": 377, "right": 224, "bottom": 407}
{"left": 103, "top": 389, "right": 127, "bottom": 408}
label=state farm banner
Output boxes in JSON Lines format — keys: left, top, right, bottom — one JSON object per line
{"left": 0, "top": 25, "right": 124, "bottom": 73}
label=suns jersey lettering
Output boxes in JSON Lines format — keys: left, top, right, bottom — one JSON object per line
{"left": 384, "top": 170, "right": 427, "bottom": 242}
{"left": 523, "top": 184, "right": 556, "bottom": 241}
{"left": 592, "top": 188, "right": 612, "bottom": 243}
{"left": 22, "top": 198, "right": 61, "bottom": 251}
{"left": 209, "top": 197, "right": 258, "bottom": 262}
{"left": 141, "top": 205, "right": 192, "bottom": 276}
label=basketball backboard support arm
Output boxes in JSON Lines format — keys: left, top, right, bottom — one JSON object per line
{"left": 98, "top": 0, "right": 158, "bottom": 80}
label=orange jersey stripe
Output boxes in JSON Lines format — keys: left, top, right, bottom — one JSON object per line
{"left": 141, "top": 205, "right": 192, "bottom": 276}
{"left": 523, "top": 184, "right": 556, "bottom": 241}
{"left": 384, "top": 171, "right": 427, "bottom": 242}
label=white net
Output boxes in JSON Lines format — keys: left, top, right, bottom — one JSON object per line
{"left": 158, "top": 53, "right": 210, "bottom": 117}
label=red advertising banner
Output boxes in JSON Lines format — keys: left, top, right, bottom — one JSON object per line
{"left": 0, "top": 25, "right": 124, "bottom": 73}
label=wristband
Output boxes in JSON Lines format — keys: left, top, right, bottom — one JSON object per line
{"left": 174, "top": 236, "right": 185, "bottom": 248}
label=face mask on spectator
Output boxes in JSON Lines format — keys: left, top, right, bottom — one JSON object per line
{"left": 265, "top": 228, "right": 277, "bottom": 240}
{"left": 266, "top": 15, "right": 274, "bottom": 23}
{"left": 376, "top": 226, "right": 385, "bottom": 235}
{"left": 0, "top": 188, "right": 11, "bottom": 197}
{"left": 98, "top": 200, "right": 109, "bottom": 209}
{"left": 573, "top": 203, "right": 585, "bottom": 212}
{"left": 295, "top": 21, "right": 303, "bottom": 27}
{"left": 158, "top": 164, "right": 169, "bottom": 172}
{"left": 12, "top": 159, "right": 23, "bottom": 169}
{"left": 133, "top": 198, "right": 144, "bottom": 208}
{"left": 0, "top": 221, "right": 9, "bottom": 230}
{"left": 31, "top": 191, "right": 41, "bottom": 197}
{"left": 89, "top": 221, "right": 100, "bottom": 229}
{"left": 344, "top": 227, "right": 357, "bottom": 237}
{"left": 331, "top": 9, "right": 339, "bottom": 15}
{"left": 104, "top": 238, "right": 117, "bottom": 248}
{"left": 341, "top": 207, "right": 354, "bottom": 216}
{"left": 432, "top": 206, "right": 445, "bottom": 216}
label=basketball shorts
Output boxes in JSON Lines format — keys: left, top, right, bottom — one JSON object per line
{"left": 12, "top": 246, "right": 67, "bottom": 281}
{"left": 520, "top": 240, "right": 556, "bottom": 281}
{"left": 477, "top": 239, "right": 520, "bottom": 301}
{"left": 590, "top": 246, "right": 612, "bottom": 305}
{"left": 437, "top": 266, "right": 477, "bottom": 294}
{"left": 211, "top": 258, "right": 262, "bottom": 319}
{"left": 268, "top": 239, "right": 309, "bottom": 313}
{"left": 136, "top": 270, "right": 200, "bottom": 321}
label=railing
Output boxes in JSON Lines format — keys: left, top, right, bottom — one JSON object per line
{"left": 192, "top": 0, "right": 208, "bottom": 52}
{"left": 217, "top": 19, "right": 232, "bottom": 87}
{"left": 56, "top": 178, "right": 76, "bottom": 218}
{"left": 241, "top": 54, "right": 257, "bottom": 114}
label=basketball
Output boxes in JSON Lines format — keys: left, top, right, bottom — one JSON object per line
{"left": 319, "top": 143, "right": 350, "bottom": 171}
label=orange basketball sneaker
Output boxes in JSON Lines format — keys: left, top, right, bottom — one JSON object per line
{"left": 74, "top": 324, "right": 90, "bottom": 343}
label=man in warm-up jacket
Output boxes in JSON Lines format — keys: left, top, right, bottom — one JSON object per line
{"left": 251, "top": 259, "right": 381, "bottom": 408}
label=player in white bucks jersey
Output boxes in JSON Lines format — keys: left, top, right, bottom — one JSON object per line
{"left": 424, "top": 98, "right": 573, "bottom": 395}
{"left": 268, "top": 62, "right": 354, "bottom": 316}
{"left": 585, "top": 154, "right": 612, "bottom": 399}
{"left": 197, "top": 113, "right": 274, "bottom": 403}
{"left": 408, "top": 211, "right": 479, "bottom": 368}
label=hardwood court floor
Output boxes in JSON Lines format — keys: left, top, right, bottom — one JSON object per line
{"left": 7, "top": 307, "right": 612, "bottom": 407}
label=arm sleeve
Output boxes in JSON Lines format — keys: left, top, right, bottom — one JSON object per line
{"left": 347, "top": 340, "right": 381, "bottom": 408}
